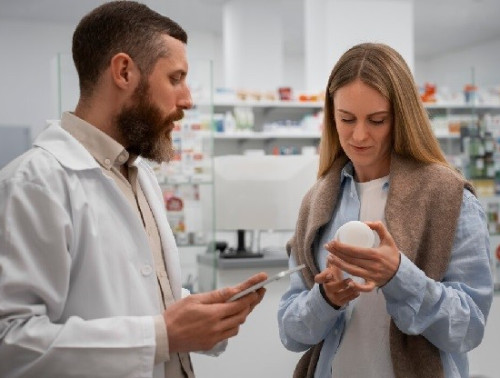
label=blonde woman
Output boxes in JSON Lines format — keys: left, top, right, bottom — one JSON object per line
{"left": 278, "top": 43, "right": 493, "bottom": 378}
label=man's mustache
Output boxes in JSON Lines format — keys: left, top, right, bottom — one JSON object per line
{"left": 169, "top": 109, "right": 184, "bottom": 123}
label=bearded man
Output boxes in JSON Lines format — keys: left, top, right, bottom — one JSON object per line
{"left": 0, "top": 2, "right": 267, "bottom": 378}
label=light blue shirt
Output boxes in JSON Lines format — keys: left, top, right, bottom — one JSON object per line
{"left": 278, "top": 163, "right": 494, "bottom": 378}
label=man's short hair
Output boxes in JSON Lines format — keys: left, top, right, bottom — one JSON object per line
{"left": 72, "top": 0, "right": 187, "bottom": 98}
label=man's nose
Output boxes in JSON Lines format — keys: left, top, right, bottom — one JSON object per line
{"left": 178, "top": 85, "right": 193, "bottom": 110}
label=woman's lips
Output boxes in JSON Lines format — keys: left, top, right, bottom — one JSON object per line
{"left": 351, "top": 145, "right": 370, "bottom": 152}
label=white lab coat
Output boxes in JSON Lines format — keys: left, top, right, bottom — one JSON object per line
{"left": 0, "top": 123, "right": 184, "bottom": 378}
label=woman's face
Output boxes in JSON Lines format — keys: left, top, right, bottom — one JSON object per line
{"left": 334, "top": 79, "right": 393, "bottom": 182}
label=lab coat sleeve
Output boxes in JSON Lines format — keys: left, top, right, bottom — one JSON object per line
{"left": 0, "top": 179, "right": 156, "bottom": 378}
{"left": 278, "top": 255, "right": 345, "bottom": 352}
{"left": 382, "top": 190, "right": 494, "bottom": 353}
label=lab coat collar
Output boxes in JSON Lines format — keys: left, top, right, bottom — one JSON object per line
{"left": 34, "top": 120, "right": 182, "bottom": 299}
{"left": 34, "top": 121, "right": 101, "bottom": 171}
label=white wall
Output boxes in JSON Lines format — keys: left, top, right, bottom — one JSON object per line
{"left": 283, "top": 53, "right": 305, "bottom": 91}
{"left": 223, "top": 0, "right": 284, "bottom": 91}
{"left": 0, "top": 20, "right": 74, "bottom": 139}
{"left": 2, "top": 15, "right": 500, "bottom": 141}
{"left": 305, "top": 0, "right": 414, "bottom": 92}
{"left": 415, "top": 38, "right": 500, "bottom": 93}
{"left": 0, "top": 21, "right": 224, "bottom": 140}
{"left": 324, "top": 0, "right": 414, "bottom": 71}
{"left": 187, "top": 30, "right": 224, "bottom": 95}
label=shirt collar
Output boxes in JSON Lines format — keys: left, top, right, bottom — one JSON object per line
{"left": 340, "top": 160, "right": 390, "bottom": 190}
{"left": 340, "top": 161, "right": 355, "bottom": 183}
{"left": 61, "top": 112, "right": 134, "bottom": 170}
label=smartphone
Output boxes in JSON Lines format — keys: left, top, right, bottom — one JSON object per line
{"left": 227, "top": 264, "right": 306, "bottom": 302}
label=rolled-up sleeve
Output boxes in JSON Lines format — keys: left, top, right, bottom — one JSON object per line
{"left": 382, "top": 190, "right": 493, "bottom": 353}
{"left": 278, "top": 256, "right": 345, "bottom": 352}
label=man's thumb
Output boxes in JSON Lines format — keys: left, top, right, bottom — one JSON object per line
{"left": 196, "top": 287, "right": 233, "bottom": 304}
{"left": 197, "top": 272, "right": 268, "bottom": 304}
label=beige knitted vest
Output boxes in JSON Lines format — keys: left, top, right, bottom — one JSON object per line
{"left": 287, "top": 153, "right": 474, "bottom": 378}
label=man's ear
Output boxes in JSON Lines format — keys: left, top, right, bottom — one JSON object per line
{"left": 109, "top": 53, "right": 139, "bottom": 89}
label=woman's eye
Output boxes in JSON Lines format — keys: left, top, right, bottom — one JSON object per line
{"left": 370, "top": 119, "right": 385, "bottom": 125}
{"left": 341, "top": 118, "right": 355, "bottom": 124}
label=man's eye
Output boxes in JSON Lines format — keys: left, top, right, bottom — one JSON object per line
{"left": 170, "top": 76, "right": 182, "bottom": 84}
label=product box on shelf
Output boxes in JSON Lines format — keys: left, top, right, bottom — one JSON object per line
{"left": 147, "top": 109, "right": 214, "bottom": 248}
{"left": 163, "top": 184, "right": 206, "bottom": 247}
{"left": 154, "top": 115, "right": 213, "bottom": 185}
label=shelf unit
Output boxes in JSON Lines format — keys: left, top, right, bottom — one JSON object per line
{"left": 206, "top": 99, "right": 323, "bottom": 155}
{"left": 426, "top": 104, "right": 500, "bottom": 287}
{"left": 203, "top": 99, "right": 500, "bottom": 286}
{"left": 206, "top": 100, "right": 500, "bottom": 137}
{"left": 211, "top": 99, "right": 323, "bottom": 108}
{"left": 150, "top": 119, "right": 215, "bottom": 293}
{"left": 424, "top": 103, "right": 500, "bottom": 110}
{"left": 213, "top": 131, "right": 321, "bottom": 140}
{"left": 204, "top": 99, "right": 500, "bottom": 156}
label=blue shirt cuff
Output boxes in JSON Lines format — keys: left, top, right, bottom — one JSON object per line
{"left": 310, "top": 283, "right": 346, "bottom": 322}
{"left": 381, "top": 253, "right": 427, "bottom": 311}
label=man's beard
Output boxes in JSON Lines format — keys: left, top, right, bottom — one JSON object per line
{"left": 116, "top": 80, "right": 184, "bottom": 163}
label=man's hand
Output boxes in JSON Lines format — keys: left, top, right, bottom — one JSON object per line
{"left": 164, "top": 272, "right": 267, "bottom": 353}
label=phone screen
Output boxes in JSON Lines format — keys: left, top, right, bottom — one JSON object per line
{"left": 227, "top": 264, "right": 306, "bottom": 302}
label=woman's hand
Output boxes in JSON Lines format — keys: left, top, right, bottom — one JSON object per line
{"left": 325, "top": 221, "right": 401, "bottom": 288}
{"left": 314, "top": 263, "right": 363, "bottom": 308}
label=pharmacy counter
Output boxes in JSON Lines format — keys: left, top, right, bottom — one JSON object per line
{"left": 197, "top": 249, "right": 288, "bottom": 269}
{"left": 196, "top": 249, "right": 289, "bottom": 292}
{"left": 194, "top": 250, "right": 300, "bottom": 378}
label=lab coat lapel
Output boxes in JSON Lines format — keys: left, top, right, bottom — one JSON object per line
{"left": 137, "top": 162, "right": 182, "bottom": 301}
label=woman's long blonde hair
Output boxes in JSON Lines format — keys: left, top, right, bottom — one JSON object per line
{"left": 318, "top": 42, "right": 451, "bottom": 177}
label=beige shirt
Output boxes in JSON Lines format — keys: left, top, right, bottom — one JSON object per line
{"left": 62, "top": 112, "right": 193, "bottom": 378}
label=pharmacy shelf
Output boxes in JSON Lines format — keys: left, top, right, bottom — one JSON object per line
{"left": 206, "top": 100, "right": 499, "bottom": 156}
{"left": 213, "top": 130, "right": 460, "bottom": 140}
{"left": 424, "top": 103, "right": 500, "bottom": 110}
{"left": 194, "top": 99, "right": 322, "bottom": 109}
{"left": 433, "top": 132, "right": 461, "bottom": 139}
{"left": 212, "top": 100, "right": 323, "bottom": 108}
{"left": 213, "top": 131, "right": 321, "bottom": 140}
{"left": 157, "top": 177, "right": 213, "bottom": 186}
{"left": 212, "top": 130, "right": 461, "bottom": 141}
{"left": 195, "top": 97, "right": 500, "bottom": 110}
{"left": 199, "top": 100, "right": 500, "bottom": 111}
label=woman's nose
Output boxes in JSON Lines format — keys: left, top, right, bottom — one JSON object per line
{"left": 352, "top": 123, "right": 368, "bottom": 141}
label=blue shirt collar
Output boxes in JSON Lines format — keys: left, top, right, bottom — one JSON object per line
{"left": 339, "top": 160, "right": 390, "bottom": 190}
